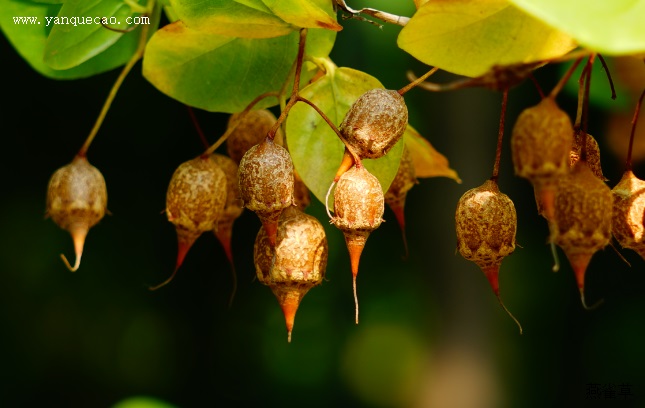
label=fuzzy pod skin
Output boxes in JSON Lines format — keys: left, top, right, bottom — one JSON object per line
{"left": 238, "top": 138, "right": 294, "bottom": 245}
{"left": 570, "top": 132, "right": 606, "bottom": 181}
{"left": 331, "top": 165, "right": 384, "bottom": 324}
{"left": 166, "top": 156, "right": 227, "bottom": 270}
{"left": 226, "top": 109, "right": 284, "bottom": 164}
{"left": 612, "top": 170, "right": 645, "bottom": 259}
{"left": 511, "top": 97, "right": 573, "bottom": 220}
{"left": 455, "top": 179, "right": 516, "bottom": 272}
{"left": 254, "top": 206, "right": 328, "bottom": 342}
{"left": 46, "top": 155, "right": 108, "bottom": 271}
{"left": 552, "top": 161, "right": 613, "bottom": 301}
{"left": 339, "top": 88, "right": 408, "bottom": 159}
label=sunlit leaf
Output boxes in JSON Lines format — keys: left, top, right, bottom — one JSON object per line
{"left": 262, "top": 0, "right": 342, "bottom": 31}
{"left": 169, "top": 0, "right": 294, "bottom": 38}
{"left": 404, "top": 126, "right": 460, "bottom": 182}
{"left": 0, "top": 0, "right": 156, "bottom": 79}
{"left": 398, "top": 0, "right": 576, "bottom": 77}
{"left": 142, "top": 21, "right": 336, "bottom": 113}
{"left": 43, "top": 0, "right": 147, "bottom": 70}
{"left": 286, "top": 66, "right": 405, "bottom": 210}
{"left": 508, "top": 0, "right": 645, "bottom": 55}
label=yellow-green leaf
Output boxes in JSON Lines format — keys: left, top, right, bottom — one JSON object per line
{"left": 404, "top": 126, "right": 460, "bottom": 182}
{"left": 286, "top": 65, "right": 405, "bottom": 210}
{"left": 262, "top": 0, "right": 342, "bottom": 31}
{"left": 508, "top": 0, "right": 645, "bottom": 55}
{"left": 398, "top": 0, "right": 576, "bottom": 77}
{"left": 169, "top": 0, "right": 295, "bottom": 38}
{"left": 142, "top": 20, "right": 336, "bottom": 113}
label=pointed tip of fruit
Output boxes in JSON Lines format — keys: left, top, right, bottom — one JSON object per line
{"left": 565, "top": 252, "right": 593, "bottom": 292}
{"left": 538, "top": 185, "right": 556, "bottom": 222}
{"left": 353, "top": 275, "right": 359, "bottom": 325}
{"left": 334, "top": 148, "right": 355, "bottom": 182}
{"left": 273, "top": 288, "right": 305, "bottom": 343}
{"left": 61, "top": 225, "right": 89, "bottom": 272}
{"left": 174, "top": 228, "right": 199, "bottom": 271}
{"left": 345, "top": 232, "right": 368, "bottom": 278}
{"left": 214, "top": 221, "right": 235, "bottom": 266}
{"left": 481, "top": 264, "right": 501, "bottom": 296}
{"left": 389, "top": 203, "right": 409, "bottom": 259}
{"left": 148, "top": 266, "right": 179, "bottom": 291}
{"left": 579, "top": 287, "right": 605, "bottom": 311}
{"left": 496, "top": 293, "right": 523, "bottom": 335}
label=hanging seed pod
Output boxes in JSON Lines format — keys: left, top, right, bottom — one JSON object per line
{"left": 226, "top": 109, "right": 284, "bottom": 164}
{"left": 455, "top": 179, "right": 522, "bottom": 333}
{"left": 612, "top": 170, "right": 645, "bottom": 260}
{"left": 384, "top": 146, "right": 418, "bottom": 258}
{"left": 210, "top": 153, "right": 244, "bottom": 265}
{"left": 46, "top": 155, "right": 108, "bottom": 272}
{"left": 154, "top": 156, "right": 227, "bottom": 290}
{"left": 570, "top": 131, "right": 606, "bottom": 181}
{"left": 254, "top": 206, "right": 328, "bottom": 342}
{"left": 339, "top": 88, "right": 408, "bottom": 160}
{"left": 239, "top": 138, "right": 294, "bottom": 247}
{"left": 552, "top": 161, "right": 612, "bottom": 309}
{"left": 331, "top": 165, "right": 384, "bottom": 324}
{"left": 511, "top": 97, "right": 574, "bottom": 220}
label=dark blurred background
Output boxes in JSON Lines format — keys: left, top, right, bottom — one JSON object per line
{"left": 2, "top": 1, "right": 645, "bottom": 407}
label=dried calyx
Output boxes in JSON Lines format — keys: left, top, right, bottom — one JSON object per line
{"left": 340, "top": 88, "right": 408, "bottom": 160}
{"left": 238, "top": 137, "right": 294, "bottom": 247}
{"left": 254, "top": 206, "right": 328, "bottom": 342}
{"left": 330, "top": 165, "right": 384, "bottom": 324}
{"left": 551, "top": 161, "right": 612, "bottom": 309}
{"left": 154, "top": 155, "right": 227, "bottom": 290}
{"left": 511, "top": 96, "right": 574, "bottom": 221}
{"left": 46, "top": 155, "right": 108, "bottom": 272}
{"left": 455, "top": 179, "right": 522, "bottom": 333}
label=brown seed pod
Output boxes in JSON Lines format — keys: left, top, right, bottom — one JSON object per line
{"left": 612, "top": 170, "right": 645, "bottom": 260}
{"left": 384, "top": 146, "right": 418, "bottom": 258}
{"left": 570, "top": 131, "right": 606, "bottom": 181}
{"left": 254, "top": 206, "right": 328, "bottom": 342}
{"left": 552, "top": 161, "right": 612, "bottom": 309}
{"left": 455, "top": 179, "right": 522, "bottom": 333}
{"left": 226, "top": 109, "right": 284, "bottom": 164}
{"left": 46, "top": 155, "right": 108, "bottom": 272}
{"left": 339, "top": 88, "right": 408, "bottom": 160}
{"left": 238, "top": 138, "right": 294, "bottom": 247}
{"left": 511, "top": 96, "right": 574, "bottom": 220}
{"left": 331, "top": 165, "right": 384, "bottom": 324}
{"left": 154, "top": 156, "right": 227, "bottom": 290}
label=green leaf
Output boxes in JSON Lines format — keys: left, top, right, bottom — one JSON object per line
{"left": 169, "top": 0, "right": 295, "bottom": 38}
{"left": 508, "top": 0, "right": 645, "bottom": 55}
{"left": 43, "top": 0, "right": 144, "bottom": 69}
{"left": 0, "top": 0, "right": 156, "bottom": 79}
{"left": 286, "top": 66, "right": 405, "bottom": 210}
{"left": 398, "top": 0, "right": 576, "bottom": 77}
{"left": 142, "top": 21, "right": 335, "bottom": 113}
{"left": 262, "top": 0, "right": 342, "bottom": 31}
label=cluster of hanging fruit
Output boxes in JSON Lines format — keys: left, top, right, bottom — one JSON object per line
{"left": 44, "top": 55, "right": 644, "bottom": 341}
{"left": 454, "top": 57, "right": 645, "bottom": 335}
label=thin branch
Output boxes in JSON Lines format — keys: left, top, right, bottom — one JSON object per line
{"left": 626, "top": 89, "right": 645, "bottom": 171}
{"left": 335, "top": 0, "right": 409, "bottom": 26}
{"left": 597, "top": 54, "right": 617, "bottom": 100}
{"left": 492, "top": 89, "right": 509, "bottom": 182}
{"left": 398, "top": 67, "right": 439, "bottom": 95}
